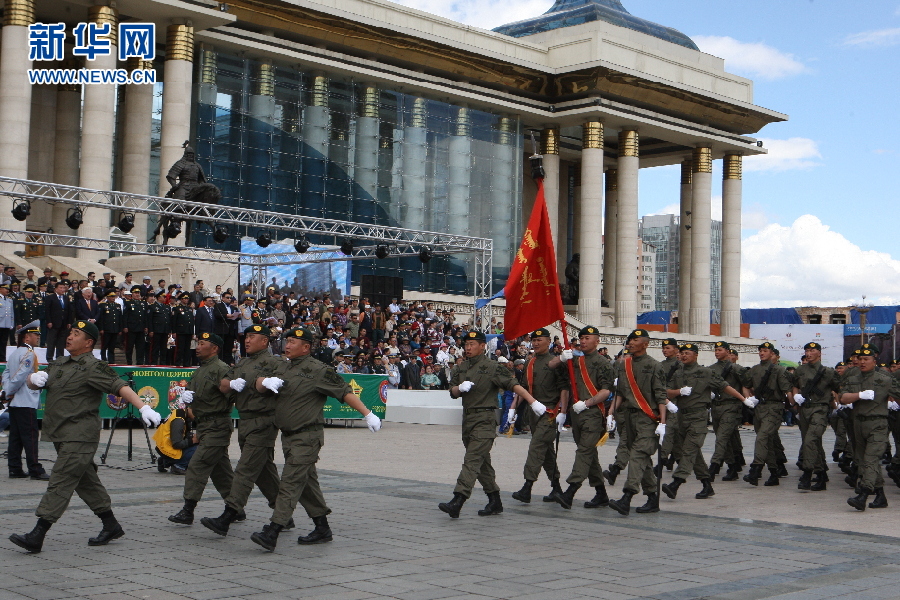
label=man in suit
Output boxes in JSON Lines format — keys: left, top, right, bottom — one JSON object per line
{"left": 213, "top": 292, "right": 240, "bottom": 364}
{"left": 74, "top": 287, "right": 100, "bottom": 325}
{"left": 194, "top": 296, "right": 216, "bottom": 337}
{"left": 44, "top": 281, "right": 72, "bottom": 361}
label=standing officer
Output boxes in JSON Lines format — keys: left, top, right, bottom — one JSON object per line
{"left": 839, "top": 347, "right": 900, "bottom": 510}
{"left": 661, "top": 343, "right": 744, "bottom": 501}
{"left": 98, "top": 290, "right": 123, "bottom": 363}
{"left": 14, "top": 283, "right": 41, "bottom": 330}
{"left": 438, "top": 330, "right": 542, "bottom": 519}
{"left": 607, "top": 329, "right": 668, "bottom": 516}
{"left": 657, "top": 338, "right": 684, "bottom": 470}
{"left": 147, "top": 291, "right": 173, "bottom": 365}
{"left": 552, "top": 325, "right": 614, "bottom": 509}
{"left": 508, "top": 328, "right": 568, "bottom": 505}
{"left": 0, "top": 284, "right": 15, "bottom": 360}
{"left": 168, "top": 333, "right": 238, "bottom": 525}
{"left": 792, "top": 342, "right": 839, "bottom": 492}
{"left": 173, "top": 293, "right": 196, "bottom": 368}
{"left": 249, "top": 327, "right": 382, "bottom": 551}
{"left": 123, "top": 286, "right": 149, "bottom": 365}
{"left": 708, "top": 341, "right": 748, "bottom": 481}
{"left": 200, "top": 324, "right": 286, "bottom": 536}
{"left": 8, "top": 321, "right": 162, "bottom": 553}
{"left": 741, "top": 342, "right": 792, "bottom": 486}
{"left": 2, "top": 321, "right": 47, "bottom": 480}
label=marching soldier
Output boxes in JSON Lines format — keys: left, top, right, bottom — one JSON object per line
{"left": 147, "top": 291, "right": 172, "bottom": 365}
{"left": 14, "top": 284, "right": 40, "bottom": 329}
{"left": 658, "top": 338, "right": 684, "bottom": 470}
{"left": 830, "top": 361, "right": 852, "bottom": 468}
{"left": 551, "top": 325, "right": 614, "bottom": 509}
{"left": 168, "top": 333, "right": 239, "bottom": 525}
{"left": 708, "top": 341, "right": 748, "bottom": 482}
{"left": 248, "top": 327, "right": 382, "bottom": 551}
{"left": 839, "top": 346, "right": 900, "bottom": 510}
{"left": 123, "top": 286, "right": 149, "bottom": 365}
{"left": 791, "top": 342, "right": 839, "bottom": 492}
{"left": 509, "top": 328, "right": 568, "bottom": 505}
{"left": 887, "top": 360, "right": 900, "bottom": 486}
{"left": 98, "top": 290, "right": 123, "bottom": 363}
{"left": 604, "top": 351, "right": 630, "bottom": 486}
{"left": 741, "top": 342, "right": 792, "bottom": 486}
{"left": 661, "top": 343, "right": 744, "bottom": 501}
{"left": 173, "top": 293, "right": 195, "bottom": 368}
{"left": 607, "top": 329, "right": 668, "bottom": 516}
{"left": 438, "top": 330, "right": 542, "bottom": 519}
{"left": 9, "top": 321, "right": 162, "bottom": 553}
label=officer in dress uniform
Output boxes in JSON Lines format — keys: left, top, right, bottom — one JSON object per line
{"left": 791, "top": 342, "right": 840, "bottom": 492}
{"left": 173, "top": 293, "right": 196, "bottom": 368}
{"left": 8, "top": 321, "right": 162, "bottom": 553}
{"left": 708, "top": 341, "right": 748, "bottom": 482}
{"left": 2, "top": 321, "right": 47, "bottom": 479}
{"left": 438, "top": 330, "right": 542, "bottom": 519}
{"left": 123, "top": 286, "right": 149, "bottom": 365}
{"left": 98, "top": 290, "right": 123, "bottom": 363}
{"left": 248, "top": 327, "right": 382, "bottom": 552}
{"left": 147, "top": 291, "right": 173, "bottom": 365}
{"left": 14, "top": 284, "right": 41, "bottom": 331}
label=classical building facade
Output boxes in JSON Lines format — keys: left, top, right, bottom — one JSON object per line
{"left": 0, "top": 0, "right": 785, "bottom": 338}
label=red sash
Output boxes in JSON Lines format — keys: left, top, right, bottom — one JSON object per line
{"left": 527, "top": 357, "right": 559, "bottom": 418}
{"left": 624, "top": 355, "right": 659, "bottom": 423}
{"left": 577, "top": 356, "right": 606, "bottom": 416}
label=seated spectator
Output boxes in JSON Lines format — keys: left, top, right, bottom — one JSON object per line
{"left": 421, "top": 365, "right": 440, "bottom": 390}
{"left": 155, "top": 407, "right": 197, "bottom": 475}
{"left": 353, "top": 354, "right": 371, "bottom": 374}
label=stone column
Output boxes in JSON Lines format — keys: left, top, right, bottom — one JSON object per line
{"left": 302, "top": 74, "right": 330, "bottom": 220}
{"left": 541, "top": 127, "right": 560, "bottom": 248}
{"left": 578, "top": 121, "right": 604, "bottom": 326}
{"left": 490, "top": 117, "right": 515, "bottom": 274}
{"left": 603, "top": 169, "right": 618, "bottom": 311}
{"left": 678, "top": 159, "right": 692, "bottom": 334}
{"left": 121, "top": 58, "right": 155, "bottom": 240}
{"left": 79, "top": 5, "right": 118, "bottom": 254}
{"left": 615, "top": 130, "right": 639, "bottom": 329}
{"left": 52, "top": 81, "right": 81, "bottom": 252}
{"left": 688, "top": 147, "right": 713, "bottom": 335}
{"left": 354, "top": 85, "right": 379, "bottom": 223}
{"left": 721, "top": 154, "right": 742, "bottom": 338}
{"left": 0, "top": 0, "right": 35, "bottom": 235}
{"left": 247, "top": 59, "right": 275, "bottom": 216}
{"left": 158, "top": 24, "right": 194, "bottom": 196}
{"left": 448, "top": 107, "right": 472, "bottom": 236}
{"left": 27, "top": 85, "right": 57, "bottom": 230}
{"left": 401, "top": 97, "right": 427, "bottom": 230}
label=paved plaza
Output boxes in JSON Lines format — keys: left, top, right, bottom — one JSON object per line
{"left": 3, "top": 422, "right": 900, "bottom": 600}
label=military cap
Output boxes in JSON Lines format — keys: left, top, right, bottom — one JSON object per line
{"left": 464, "top": 330, "right": 486, "bottom": 343}
{"left": 860, "top": 348, "right": 877, "bottom": 357}
{"left": 758, "top": 341, "right": 776, "bottom": 351}
{"left": 73, "top": 320, "right": 99, "bottom": 341}
{"left": 130, "top": 286, "right": 142, "bottom": 294}
{"left": 155, "top": 291, "right": 166, "bottom": 297}
{"left": 714, "top": 341, "right": 730, "bottom": 350}
{"left": 579, "top": 325, "right": 600, "bottom": 336}
{"left": 860, "top": 343, "right": 880, "bottom": 355}
{"left": 198, "top": 332, "right": 224, "bottom": 347}
{"left": 286, "top": 327, "right": 315, "bottom": 343}
{"left": 679, "top": 343, "right": 699, "bottom": 353}
{"left": 105, "top": 290, "right": 117, "bottom": 297}
{"left": 836, "top": 361, "right": 846, "bottom": 368}
{"left": 880, "top": 363, "right": 889, "bottom": 368}
{"left": 244, "top": 324, "right": 272, "bottom": 337}
{"left": 22, "top": 284, "right": 35, "bottom": 292}
{"left": 660, "top": 337, "right": 679, "bottom": 348}
{"left": 531, "top": 328, "right": 551, "bottom": 338}
{"left": 892, "top": 359, "right": 900, "bottom": 366}
{"left": 15, "top": 320, "right": 40, "bottom": 336}
{"left": 804, "top": 342, "right": 822, "bottom": 351}
{"left": 627, "top": 328, "right": 649, "bottom": 340}
{"left": 0, "top": 283, "right": 8, "bottom": 290}
{"left": 773, "top": 348, "right": 780, "bottom": 356}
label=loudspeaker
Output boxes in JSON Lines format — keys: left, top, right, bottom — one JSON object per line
{"left": 360, "top": 275, "right": 403, "bottom": 309}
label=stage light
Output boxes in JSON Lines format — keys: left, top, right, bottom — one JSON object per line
{"left": 294, "top": 236, "right": 310, "bottom": 253}
{"left": 375, "top": 245, "right": 389, "bottom": 259}
{"left": 65, "top": 207, "right": 83, "bottom": 230}
{"left": 213, "top": 224, "right": 229, "bottom": 244}
{"left": 164, "top": 220, "right": 181, "bottom": 239}
{"left": 340, "top": 239, "right": 353, "bottom": 255}
{"left": 418, "top": 247, "right": 433, "bottom": 263}
{"left": 117, "top": 213, "right": 135, "bottom": 233}
{"left": 256, "top": 231, "right": 272, "bottom": 248}
{"left": 11, "top": 200, "right": 30, "bottom": 222}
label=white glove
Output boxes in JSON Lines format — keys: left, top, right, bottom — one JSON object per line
{"left": 606, "top": 415, "right": 616, "bottom": 432}
{"left": 743, "top": 396, "right": 758, "bottom": 408}
{"left": 572, "top": 400, "right": 587, "bottom": 414}
{"left": 859, "top": 390, "right": 875, "bottom": 401}
{"left": 843, "top": 402, "right": 854, "bottom": 410}
{"left": 139, "top": 405, "right": 162, "bottom": 427}
{"left": 613, "top": 378, "right": 618, "bottom": 387}
{"left": 507, "top": 409, "right": 517, "bottom": 425}
{"left": 29, "top": 371, "right": 48, "bottom": 388}
{"left": 180, "top": 390, "right": 194, "bottom": 404}
{"left": 794, "top": 393, "right": 805, "bottom": 406}
{"left": 458, "top": 381, "right": 474, "bottom": 393}
{"left": 889, "top": 401, "right": 900, "bottom": 411}
{"left": 679, "top": 386, "right": 692, "bottom": 396}
{"left": 531, "top": 401, "right": 547, "bottom": 416}
{"left": 560, "top": 349, "right": 574, "bottom": 362}
{"left": 555, "top": 412, "right": 567, "bottom": 432}
{"left": 229, "top": 378, "right": 246, "bottom": 392}
{"left": 262, "top": 377, "right": 284, "bottom": 393}
{"left": 365, "top": 411, "right": 382, "bottom": 432}
{"left": 666, "top": 400, "right": 679, "bottom": 414}
{"left": 655, "top": 423, "right": 666, "bottom": 443}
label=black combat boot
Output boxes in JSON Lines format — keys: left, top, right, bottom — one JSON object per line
{"left": 763, "top": 468, "right": 781, "bottom": 486}
{"left": 438, "top": 493, "right": 466, "bottom": 518}
{"left": 551, "top": 483, "right": 581, "bottom": 510}
{"left": 89, "top": 511, "right": 124, "bottom": 546}
{"left": 844, "top": 473, "right": 857, "bottom": 489}
{"left": 832, "top": 449, "right": 842, "bottom": 463}
{"left": 250, "top": 522, "right": 284, "bottom": 551}
{"left": 607, "top": 490, "right": 635, "bottom": 516}
{"left": 512, "top": 480, "right": 534, "bottom": 503}
{"left": 477, "top": 491, "right": 503, "bottom": 516}
{"left": 695, "top": 479, "right": 715, "bottom": 499}
{"left": 603, "top": 464, "right": 622, "bottom": 486}
{"left": 168, "top": 499, "right": 198, "bottom": 524}
{"left": 200, "top": 506, "right": 239, "bottom": 536}
{"left": 543, "top": 479, "right": 563, "bottom": 502}
{"left": 868, "top": 487, "right": 888, "bottom": 509}
{"left": 847, "top": 489, "right": 871, "bottom": 511}
{"left": 708, "top": 462, "right": 721, "bottom": 482}
{"left": 583, "top": 484, "right": 609, "bottom": 508}
{"left": 297, "top": 516, "right": 333, "bottom": 544}
{"left": 777, "top": 462, "right": 789, "bottom": 478}
{"left": 662, "top": 477, "right": 685, "bottom": 499}
{"left": 811, "top": 471, "right": 828, "bottom": 491}
{"left": 721, "top": 464, "right": 740, "bottom": 481}
{"left": 9, "top": 518, "right": 52, "bottom": 553}
{"left": 235, "top": 510, "right": 247, "bottom": 522}
{"left": 798, "top": 470, "right": 813, "bottom": 491}
{"left": 635, "top": 492, "right": 660, "bottom": 513}
{"left": 743, "top": 464, "right": 763, "bottom": 486}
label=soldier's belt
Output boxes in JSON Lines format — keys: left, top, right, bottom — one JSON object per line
{"left": 238, "top": 411, "right": 274, "bottom": 419}
{"left": 711, "top": 399, "right": 739, "bottom": 406}
{"left": 281, "top": 423, "right": 324, "bottom": 436}
{"left": 800, "top": 402, "right": 830, "bottom": 408}
{"left": 195, "top": 413, "right": 231, "bottom": 423}
{"left": 856, "top": 414, "right": 888, "bottom": 421}
{"left": 680, "top": 404, "right": 710, "bottom": 413}
{"left": 463, "top": 407, "right": 496, "bottom": 415}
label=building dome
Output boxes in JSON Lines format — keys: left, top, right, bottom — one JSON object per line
{"left": 492, "top": 0, "right": 700, "bottom": 51}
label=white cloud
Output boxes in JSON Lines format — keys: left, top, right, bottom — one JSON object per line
{"left": 844, "top": 28, "right": 900, "bottom": 47}
{"left": 692, "top": 35, "right": 806, "bottom": 80}
{"left": 741, "top": 215, "right": 900, "bottom": 308}
{"left": 745, "top": 138, "right": 823, "bottom": 172}
{"left": 387, "top": 0, "right": 551, "bottom": 31}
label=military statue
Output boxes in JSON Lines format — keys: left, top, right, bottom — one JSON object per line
{"left": 564, "top": 253, "right": 580, "bottom": 305}
{"left": 151, "top": 141, "right": 222, "bottom": 244}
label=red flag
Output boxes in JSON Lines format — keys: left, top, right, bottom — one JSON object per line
{"left": 503, "top": 178, "right": 565, "bottom": 340}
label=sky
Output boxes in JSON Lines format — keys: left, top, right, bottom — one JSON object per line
{"left": 388, "top": 0, "right": 900, "bottom": 308}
